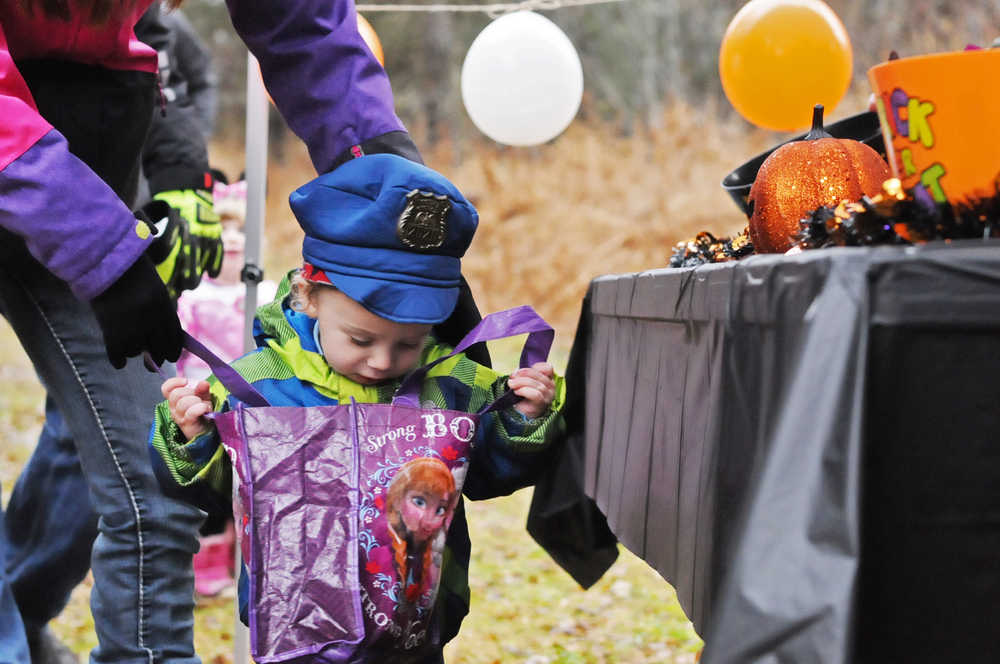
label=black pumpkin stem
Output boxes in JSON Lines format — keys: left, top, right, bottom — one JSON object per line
{"left": 804, "top": 104, "right": 833, "bottom": 140}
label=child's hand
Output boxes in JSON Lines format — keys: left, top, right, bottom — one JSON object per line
{"left": 508, "top": 362, "right": 556, "bottom": 420}
{"left": 161, "top": 376, "right": 213, "bottom": 440}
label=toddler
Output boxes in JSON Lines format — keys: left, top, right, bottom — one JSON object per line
{"left": 149, "top": 154, "right": 564, "bottom": 663}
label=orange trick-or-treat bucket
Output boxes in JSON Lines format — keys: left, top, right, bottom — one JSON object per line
{"left": 868, "top": 48, "right": 1000, "bottom": 205}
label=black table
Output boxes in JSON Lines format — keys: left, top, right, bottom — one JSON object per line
{"left": 530, "top": 240, "right": 1000, "bottom": 663}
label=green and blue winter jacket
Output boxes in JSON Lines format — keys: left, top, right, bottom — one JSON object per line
{"left": 149, "top": 273, "right": 565, "bottom": 647}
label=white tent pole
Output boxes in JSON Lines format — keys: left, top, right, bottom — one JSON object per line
{"left": 235, "top": 50, "right": 269, "bottom": 664}
{"left": 242, "top": 52, "right": 269, "bottom": 352}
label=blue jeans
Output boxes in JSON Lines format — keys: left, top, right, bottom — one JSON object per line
{"left": 0, "top": 488, "right": 30, "bottom": 664}
{"left": 6, "top": 397, "right": 98, "bottom": 635}
{"left": 0, "top": 238, "right": 205, "bottom": 664}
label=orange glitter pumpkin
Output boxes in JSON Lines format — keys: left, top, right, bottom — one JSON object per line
{"left": 748, "top": 105, "right": 891, "bottom": 253}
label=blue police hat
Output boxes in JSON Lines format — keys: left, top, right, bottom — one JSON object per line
{"left": 289, "top": 154, "right": 479, "bottom": 324}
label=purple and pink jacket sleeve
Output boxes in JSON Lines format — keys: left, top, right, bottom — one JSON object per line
{"left": 226, "top": 0, "right": 409, "bottom": 173}
{"left": 1, "top": 0, "right": 408, "bottom": 300}
{"left": 0, "top": 24, "right": 154, "bottom": 301}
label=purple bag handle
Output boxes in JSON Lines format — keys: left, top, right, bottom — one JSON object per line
{"left": 150, "top": 306, "right": 552, "bottom": 412}
{"left": 146, "top": 333, "right": 271, "bottom": 408}
{"left": 183, "top": 334, "right": 271, "bottom": 407}
{"left": 393, "top": 305, "right": 554, "bottom": 414}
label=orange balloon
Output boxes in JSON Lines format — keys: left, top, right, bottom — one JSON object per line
{"left": 719, "top": 0, "right": 852, "bottom": 131}
{"left": 357, "top": 13, "right": 385, "bottom": 67}
{"left": 258, "top": 13, "right": 384, "bottom": 104}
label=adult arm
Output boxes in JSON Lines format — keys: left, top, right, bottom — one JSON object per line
{"left": 162, "top": 9, "right": 218, "bottom": 140}
{"left": 134, "top": 5, "right": 223, "bottom": 294}
{"left": 225, "top": 0, "right": 422, "bottom": 172}
{"left": 135, "top": 3, "right": 212, "bottom": 195}
{"left": 0, "top": 24, "right": 153, "bottom": 301}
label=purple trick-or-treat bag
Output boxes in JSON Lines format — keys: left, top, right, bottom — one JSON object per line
{"left": 187, "top": 306, "right": 554, "bottom": 663}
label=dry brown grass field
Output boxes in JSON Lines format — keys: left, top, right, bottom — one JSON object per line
{"left": 211, "top": 97, "right": 804, "bottom": 337}
{"left": 2, "top": 97, "right": 871, "bottom": 662}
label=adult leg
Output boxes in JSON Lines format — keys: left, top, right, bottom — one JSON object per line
{"left": 0, "top": 237, "right": 204, "bottom": 664}
{"left": 0, "top": 490, "right": 31, "bottom": 664}
{"left": 6, "top": 397, "right": 98, "bottom": 632}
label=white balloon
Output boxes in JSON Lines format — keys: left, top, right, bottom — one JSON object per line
{"left": 461, "top": 11, "right": 584, "bottom": 147}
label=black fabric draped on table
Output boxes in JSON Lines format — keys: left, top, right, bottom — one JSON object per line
{"left": 528, "top": 240, "right": 1000, "bottom": 664}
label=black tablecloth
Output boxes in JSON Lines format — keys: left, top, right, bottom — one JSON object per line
{"left": 528, "top": 240, "right": 1000, "bottom": 663}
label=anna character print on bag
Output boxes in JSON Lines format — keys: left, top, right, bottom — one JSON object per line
{"left": 386, "top": 457, "right": 458, "bottom": 607}
{"left": 356, "top": 412, "right": 473, "bottom": 654}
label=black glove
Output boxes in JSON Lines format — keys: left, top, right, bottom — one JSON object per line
{"left": 91, "top": 255, "right": 184, "bottom": 369}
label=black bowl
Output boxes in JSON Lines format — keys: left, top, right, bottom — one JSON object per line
{"left": 721, "top": 110, "right": 886, "bottom": 218}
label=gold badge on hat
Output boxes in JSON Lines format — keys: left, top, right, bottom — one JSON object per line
{"left": 397, "top": 189, "right": 451, "bottom": 250}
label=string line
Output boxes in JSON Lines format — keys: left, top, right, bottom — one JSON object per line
{"left": 356, "top": 0, "right": 630, "bottom": 17}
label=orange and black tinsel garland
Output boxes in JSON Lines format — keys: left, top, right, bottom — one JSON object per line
{"left": 794, "top": 177, "right": 1000, "bottom": 249}
{"left": 669, "top": 228, "right": 754, "bottom": 268}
